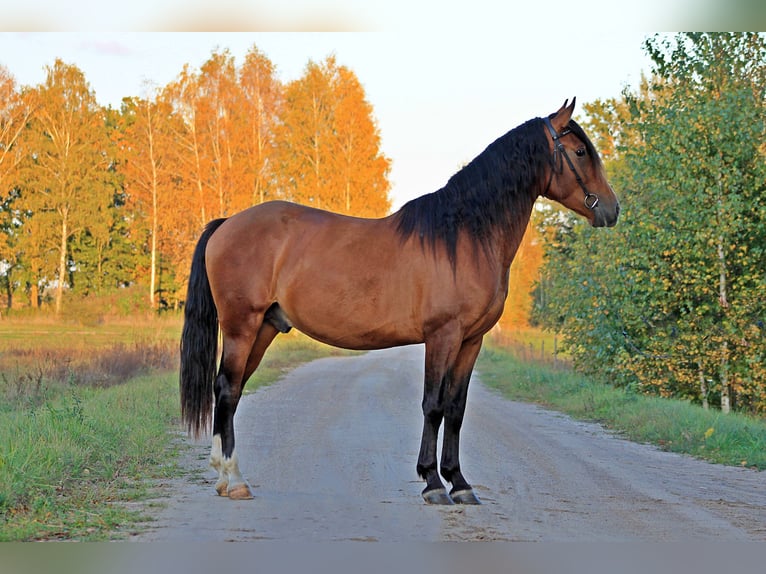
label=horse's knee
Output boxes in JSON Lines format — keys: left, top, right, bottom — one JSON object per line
{"left": 422, "top": 387, "right": 445, "bottom": 419}
{"left": 422, "top": 403, "right": 443, "bottom": 426}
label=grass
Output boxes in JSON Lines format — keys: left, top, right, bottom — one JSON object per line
{"left": 0, "top": 315, "right": 181, "bottom": 350}
{"left": 0, "top": 318, "right": 354, "bottom": 541}
{"left": 0, "top": 371, "right": 180, "bottom": 541}
{"left": 478, "top": 340, "right": 766, "bottom": 470}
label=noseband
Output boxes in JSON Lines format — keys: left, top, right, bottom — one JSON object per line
{"left": 542, "top": 117, "right": 600, "bottom": 210}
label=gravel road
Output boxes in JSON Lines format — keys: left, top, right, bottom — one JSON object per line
{"left": 135, "top": 345, "right": 766, "bottom": 542}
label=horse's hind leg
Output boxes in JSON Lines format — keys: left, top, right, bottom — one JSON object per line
{"left": 210, "top": 333, "right": 254, "bottom": 499}
{"left": 209, "top": 319, "right": 280, "bottom": 499}
{"left": 209, "top": 314, "right": 260, "bottom": 499}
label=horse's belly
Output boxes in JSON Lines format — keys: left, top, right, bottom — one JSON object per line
{"left": 283, "top": 301, "right": 422, "bottom": 351}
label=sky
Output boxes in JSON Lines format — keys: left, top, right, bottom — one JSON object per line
{"left": 5, "top": 0, "right": 740, "bottom": 211}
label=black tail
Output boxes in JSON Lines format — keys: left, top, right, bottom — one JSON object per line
{"left": 180, "top": 218, "right": 228, "bottom": 438}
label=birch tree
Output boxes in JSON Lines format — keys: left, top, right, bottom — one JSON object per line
{"left": 0, "top": 66, "right": 32, "bottom": 309}
{"left": 239, "top": 46, "right": 281, "bottom": 207}
{"left": 118, "top": 94, "right": 175, "bottom": 309}
{"left": 19, "top": 60, "right": 114, "bottom": 314}
{"left": 276, "top": 56, "right": 391, "bottom": 216}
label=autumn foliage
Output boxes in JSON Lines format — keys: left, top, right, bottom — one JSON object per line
{"left": 0, "top": 47, "right": 391, "bottom": 312}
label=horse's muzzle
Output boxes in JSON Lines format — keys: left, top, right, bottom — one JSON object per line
{"left": 592, "top": 200, "right": 620, "bottom": 228}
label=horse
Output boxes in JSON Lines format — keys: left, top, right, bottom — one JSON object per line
{"left": 179, "top": 98, "right": 619, "bottom": 505}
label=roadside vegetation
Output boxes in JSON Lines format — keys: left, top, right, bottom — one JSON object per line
{"left": 534, "top": 34, "right": 766, "bottom": 415}
{"left": 478, "top": 337, "right": 766, "bottom": 470}
{"left": 0, "top": 319, "right": 351, "bottom": 541}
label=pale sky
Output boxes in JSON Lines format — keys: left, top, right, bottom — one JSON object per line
{"left": 0, "top": 12, "right": 663, "bottom": 209}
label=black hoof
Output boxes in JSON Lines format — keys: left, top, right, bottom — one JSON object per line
{"left": 422, "top": 487, "right": 454, "bottom": 505}
{"left": 451, "top": 488, "right": 481, "bottom": 505}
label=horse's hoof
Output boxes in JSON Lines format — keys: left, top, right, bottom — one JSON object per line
{"left": 451, "top": 488, "right": 481, "bottom": 505}
{"left": 422, "top": 487, "right": 454, "bottom": 505}
{"left": 227, "top": 483, "right": 254, "bottom": 500}
{"left": 215, "top": 480, "right": 229, "bottom": 497}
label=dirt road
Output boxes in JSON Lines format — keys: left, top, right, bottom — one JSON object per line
{"left": 135, "top": 345, "right": 766, "bottom": 541}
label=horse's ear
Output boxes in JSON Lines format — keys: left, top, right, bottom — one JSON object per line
{"left": 550, "top": 97, "right": 576, "bottom": 131}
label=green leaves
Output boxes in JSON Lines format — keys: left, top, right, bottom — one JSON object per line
{"left": 536, "top": 33, "right": 766, "bottom": 413}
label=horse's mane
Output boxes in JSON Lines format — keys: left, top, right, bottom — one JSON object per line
{"left": 394, "top": 117, "right": 550, "bottom": 265}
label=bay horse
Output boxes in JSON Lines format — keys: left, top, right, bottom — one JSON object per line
{"left": 180, "top": 99, "right": 619, "bottom": 505}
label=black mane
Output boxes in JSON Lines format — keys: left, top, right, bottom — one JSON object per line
{"left": 394, "top": 117, "right": 550, "bottom": 265}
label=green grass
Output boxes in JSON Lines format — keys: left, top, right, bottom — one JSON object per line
{"left": 0, "top": 371, "right": 180, "bottom": 541}
{"left": 0, "top": 319, "right": 353, "bottom": 541}
{"left": 478, "top": 342, "right": 766, "bottom": 470}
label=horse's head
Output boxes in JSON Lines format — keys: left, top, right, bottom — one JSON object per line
{"left": 541, "top": 98, "right": 620, "bottom": 227}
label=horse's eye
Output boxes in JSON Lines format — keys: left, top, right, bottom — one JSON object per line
{"left": 575, "top": 148, "right": 586, "bottom": 157}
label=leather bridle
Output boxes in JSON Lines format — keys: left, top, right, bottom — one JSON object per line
{"left": 542, "top": 117, "right": 600, "bottom": 210}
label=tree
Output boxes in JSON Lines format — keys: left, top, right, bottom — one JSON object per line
{"left": 19, "top": 60, "right": 115, "bottom": 314}
{"left": 634, "top": 33, "right": 766, "bottom": 412}
{"left": 196, "top": 49, "right": 246, "bottom": 217}
{"left": 162, "top": 64, "right": 210, "bottom": 227}
{"left": 332, "top": 64, "right": 391, "bottom": 216}
{"left": 0, "top": 66, "right": 30, "bottom": 195}
{"left": 277, "top": 56, "right": 391, "bottom": 216}
{"left": 535, "top": 33, "right": 766, "bottom": 413}
{"left": 69, "top": 106, "right": 129, "bottom": 297}
{"left": 118, "top": 93, "right": 177, "bottom": 309}
{"left": 0, "top": 66, "right": 32, "bottom": 310}
{"left": 239, "top": 46, "right": 282, "bottom": 207}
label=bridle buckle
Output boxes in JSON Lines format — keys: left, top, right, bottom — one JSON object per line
{"left": 584, "top": 193, "right": 599, "bottom": 210}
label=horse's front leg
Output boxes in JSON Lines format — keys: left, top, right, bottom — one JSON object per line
{"left": 440, "top": 336, "right": 483, "bottom": 505}
{"left": 417, "top": 389, "right": 452, "bottom": 504}
{"left": 417, "top": 330, "right": 462, "bottom": 505}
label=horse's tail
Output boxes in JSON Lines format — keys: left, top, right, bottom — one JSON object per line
{"left": 180, "top": 218, "right": 228, "bottom": 438}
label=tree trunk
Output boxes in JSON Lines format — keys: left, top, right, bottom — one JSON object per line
{"left": 4, "top": 267, "right": 12, "bottom": 310}
{"left": 150, "top": 227, "right": 157, "bottom": 310}
{"left": 716, "top": 187, "right": 731, "bottom": 413}
{"left": 256, "top": 116, "right": 264, "bottom": 205}
{"left": 30, "top": 282, "right": 39, "bottom": 309}
{"left": 698, "top": 363, "right": 709, "bottom": 410}
{"left": 720, "top": 339, "right": 730, "bottom": 414}
{"left": 191, "top": 122, "right": 206, "bottom": 226}
{"left": 148, "top": 104, "right": 159, "bottom": 310}
{"left": 55, "top": 213, "right": 68, "bottom": 315}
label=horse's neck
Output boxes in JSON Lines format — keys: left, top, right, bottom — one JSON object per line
{"left": 494, "top": 194, "right": 536, "bottom": 271}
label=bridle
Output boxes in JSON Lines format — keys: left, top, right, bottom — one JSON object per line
{"left": 542, "top": 117, "right": 600, "bottom": 210}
